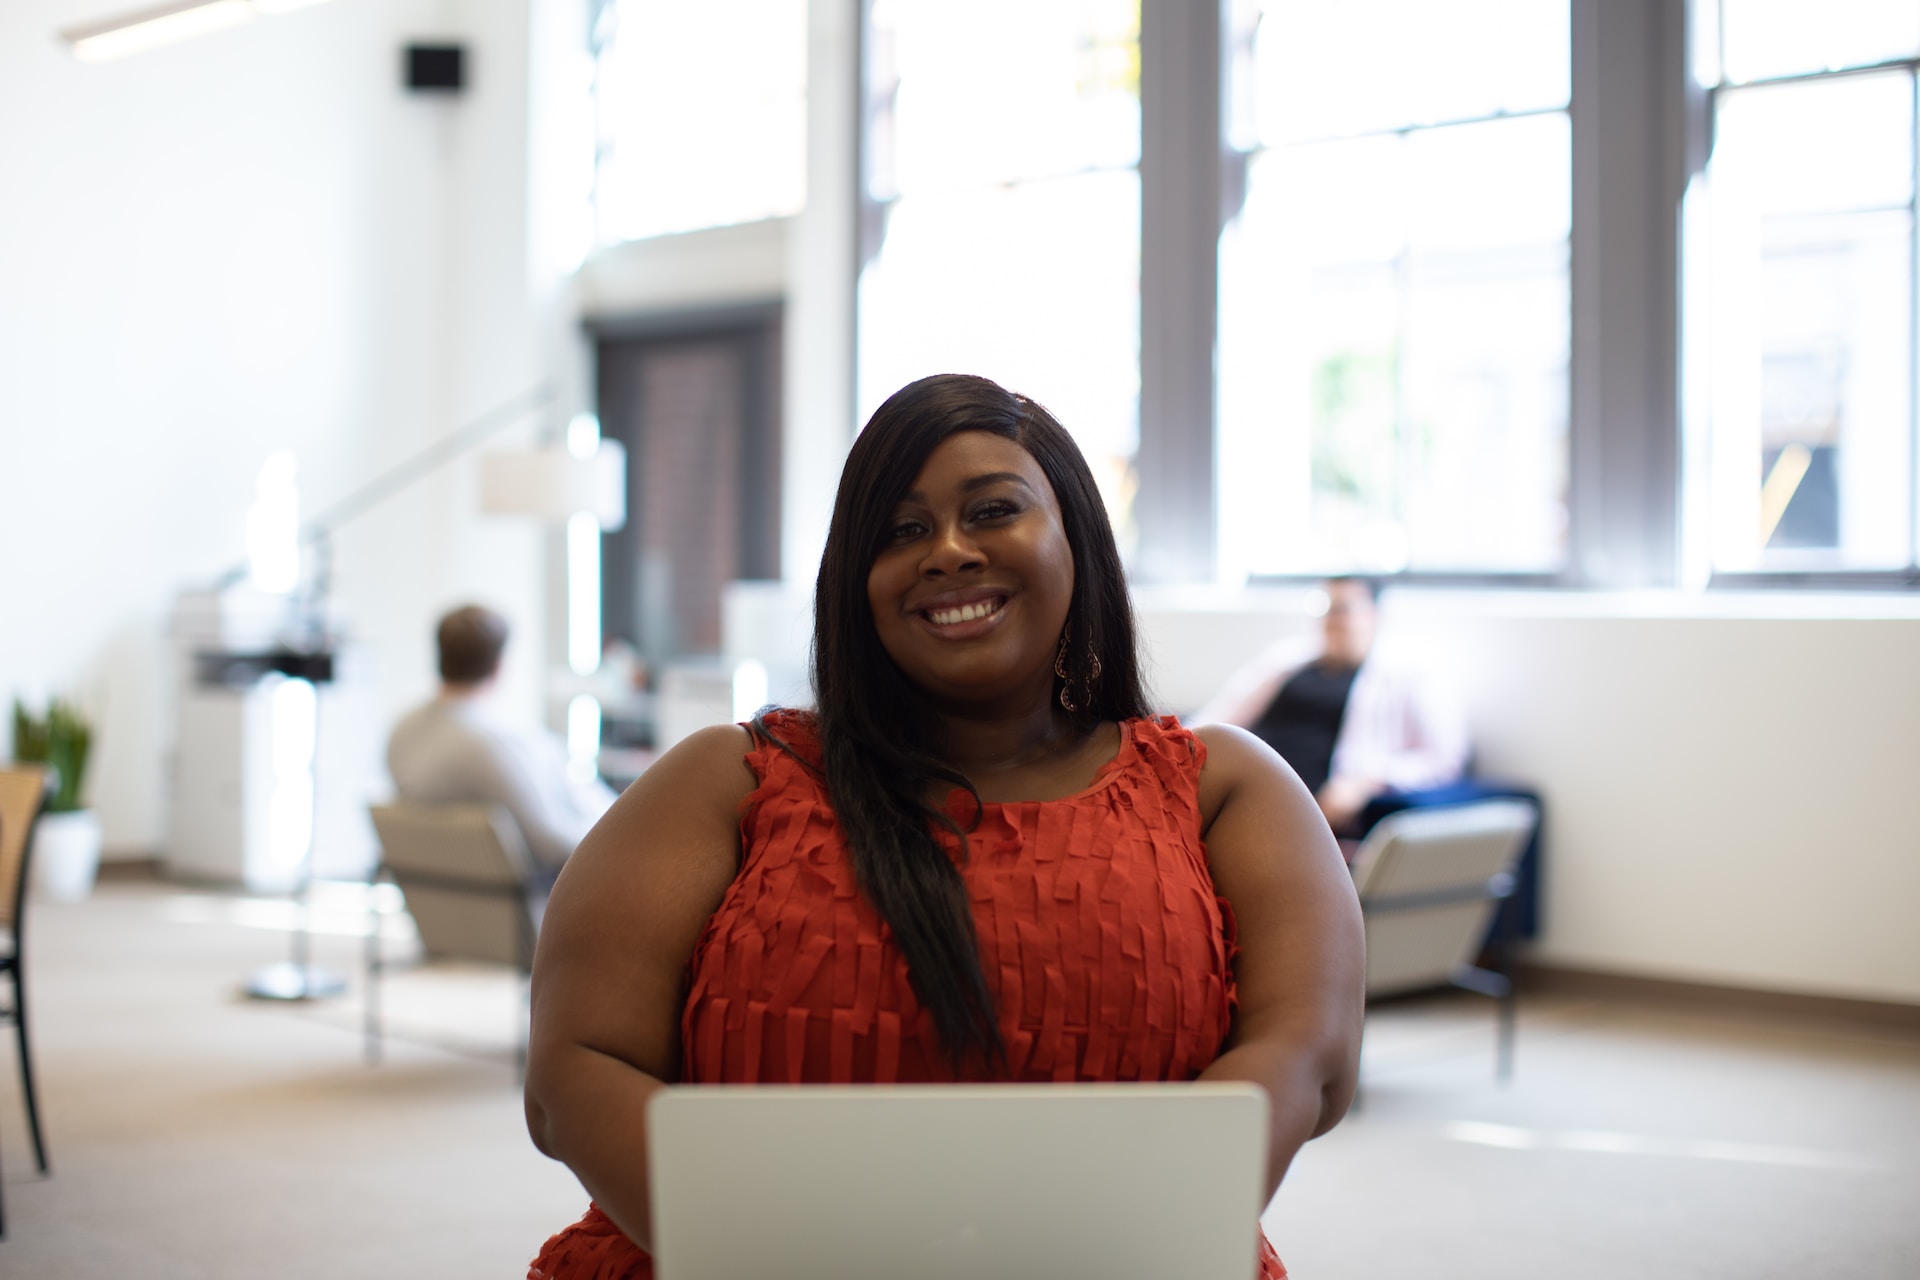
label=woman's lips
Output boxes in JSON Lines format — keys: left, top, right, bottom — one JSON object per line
{"left": 917, "top": 594, "right": 1008, "bottom": 638}
{"left": 924, "top": 596, "right": 1005, "bottom": 626}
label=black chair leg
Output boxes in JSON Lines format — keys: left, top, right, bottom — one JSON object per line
{"left": 1492, "top": 884, "right": 1519, "bottom": 1084}
{"left": 13, "top": 968, "right": 49, "bottom": 1173}
{"left": 1450, "top": 962, "right": 1517, "bottom": 1082}
{"left": 1496, "top": 983, "right": 1516, "bottom": 1082}
{"left": 364, "top": 901, "right": 383, "bottom": 1066}
{"left": 514, "top": 910, "right": 532, "bottom": 1082}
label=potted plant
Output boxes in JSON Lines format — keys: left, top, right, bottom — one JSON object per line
{"left": 12, "top": 698, "right": 100, "bottom": 902}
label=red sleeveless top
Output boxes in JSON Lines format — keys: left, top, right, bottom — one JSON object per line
{"left": 531, "top": 712, "right": 1287, "bottom": 1278}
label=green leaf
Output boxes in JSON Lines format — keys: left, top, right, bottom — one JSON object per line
{"left": 11, "top": 697, "right": 92, "bottom": 812}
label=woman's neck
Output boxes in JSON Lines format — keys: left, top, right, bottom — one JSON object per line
{"left": 920, "top": 697, "right": 1122, "bottom": 805}
{"left": 934, "top": 701, "right": 1078, "bottom": 777}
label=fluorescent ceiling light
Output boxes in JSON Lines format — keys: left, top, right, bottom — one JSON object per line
{"left": 62, "top": 0, "right": 336, "bottom": 63}
{"left": 64, "top": 0, "right": 252, "bottom": 61}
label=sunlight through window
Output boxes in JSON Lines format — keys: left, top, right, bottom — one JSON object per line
{"left": 592, "top": 0, "right": 807, "bottom": 244}
{"left": 858, "top": 0, "right": 1143, "bottom": 553}
{"left": 1217, "top": 0, "right": 1571, "bottom": 579}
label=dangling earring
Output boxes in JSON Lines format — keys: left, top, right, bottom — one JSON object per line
{"left": 1052, "top": 621, "right": 1082, "bottom": 710}
{"left": 1064, "top": 645, "right": 1102, "bottom": 712}
{"left": 1055, "top": 623, "right": 1102, "bottom": 713}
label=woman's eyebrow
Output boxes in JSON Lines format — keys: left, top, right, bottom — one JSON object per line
{"left": 898, "top": 472, "right": 1036, "bottom": 504}
{"left": 960, "top": 472, "right": 1033, "bottom": 493}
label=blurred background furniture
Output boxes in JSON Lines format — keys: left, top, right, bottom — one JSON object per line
{"left": 0, "top": 764, "right": 55, "bottom": 1237}
{"left": 1354, "top": 777, "right": 1546, "bottom": 945}
{"left": 1349, "top": 798, "right": 1539, "bottom": 1079}
{"left": 365, "top": 804, "right": 546, "bottom": 1071}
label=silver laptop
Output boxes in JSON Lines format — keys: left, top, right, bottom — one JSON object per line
{"left": 648, "top": 1083, "right": 1270, "bottom": 1280}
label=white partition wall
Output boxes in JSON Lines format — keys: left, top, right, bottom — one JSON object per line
{"left": 1137, "top": 589, "right": 1920, "bottom": 1006}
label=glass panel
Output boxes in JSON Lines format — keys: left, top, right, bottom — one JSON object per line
{"left": 1712, "top": 72, "right": 1916, "bottom": 216}
{"left": 1399, "top": 245, "right": 1570, "bottom": 571}
{"left": 1721, "top": 0, "right": 1920, "bottom": 84}
{"left": 1706, "top": 74, "right": 1916, "bottom": 570}
{"left": 858, "top": 172, "right": 1142, "bottom": 543}
{"left": 1249, "top": 0, "right": 1568, "bottom": 145}
{"left": 1219, "top": 115, "right": 1570, "bottom": 576}
{"left": 1404, "top": 111, "right": 1573, "bottom": 250}
{"left": 594, "top": 0, "right": 808, "bottom": 243}
{"left": 859, "top": 1, "right": 1141, "bottom": 542}
{"left": 869, "top": 0, "right": 1139, "bottom": 200}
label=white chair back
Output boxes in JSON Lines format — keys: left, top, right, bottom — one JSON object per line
{"left": 369, "top": 804, "right": 540, "bottom": 970}
{"left": 1350, "top": 799, "right": 1537, "bottom": 998}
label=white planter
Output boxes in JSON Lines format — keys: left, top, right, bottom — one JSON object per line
{"left": 34, "top": 810, "right": 102, "bottom": 902}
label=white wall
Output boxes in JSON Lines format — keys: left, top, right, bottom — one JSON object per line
{"left": 0, "top": 0, "right": 568, "bottom": 858}
{"left": 1137, "top": 590, "right": 1920, "bottom": 1006}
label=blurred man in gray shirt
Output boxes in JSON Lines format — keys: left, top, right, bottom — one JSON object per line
{"left": 387, "top": 605, "right": 616, "bottom": 876}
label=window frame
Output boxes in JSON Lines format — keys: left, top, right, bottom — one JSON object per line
{"left": 1167, "top": 0, "right": 1622, "bottom": 589}
{"left": 1221, "top": 62, "right": 1575, "bottom": 582}
{"left": 1692, "top": 29, "right": 1920, "bottom": 587}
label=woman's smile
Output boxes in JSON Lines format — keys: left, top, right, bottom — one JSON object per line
{"left": 913, "top": 588, "right": 1010, "bottom": 638}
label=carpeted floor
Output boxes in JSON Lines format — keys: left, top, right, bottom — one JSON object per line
{"left": 0, "top": 877, "right": 586, "bottom": 1277}
{"left": 1, "top": 876, "right": 1916, "bottom": 1277}
{"left": 1265, "top": 988, "right": 1920, "bottom": 1278}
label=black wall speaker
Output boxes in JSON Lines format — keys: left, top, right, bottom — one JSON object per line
{"left": 405, "top": 44, "right": 465, "bottom": 92}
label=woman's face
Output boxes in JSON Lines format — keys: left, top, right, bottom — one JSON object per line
{"left": 866, "top": 430, "right": 1075, "bottom": 711}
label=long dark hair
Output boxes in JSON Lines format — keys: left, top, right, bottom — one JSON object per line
{"left": 805, "top": 373, "right": 1151, "bottom": 1065}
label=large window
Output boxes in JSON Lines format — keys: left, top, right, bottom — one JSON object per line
{"left": 858, "top": 0, "right": 1143, "bottom": 545}
{"left": 591, "top": 0, "right": 808, "bottom": 244}
{"left": 1694, "top": 0, "right": 1920, "bottom": 575}
{"left": 831, "top": 0, "right": 1920, "bottom": 589}
{"left": 1216, "top": 0, "right": 1571, "bottom": 578}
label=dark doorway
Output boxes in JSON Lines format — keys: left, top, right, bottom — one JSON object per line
{"left": 594, "top": 305, "right": 782, "bottom": 671}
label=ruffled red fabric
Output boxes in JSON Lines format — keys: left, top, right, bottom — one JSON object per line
{"left": 527, "top": 1205, "right": 643, "bottom": 1280}
{"left": 530, "top": 713, "right": 1287, "bottom": 1279}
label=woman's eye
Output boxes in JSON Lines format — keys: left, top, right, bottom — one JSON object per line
{"left": 972, "top": 500, "right": 1018, "bottom": 522}
{"left": 885, "top": 519, "right": 925, "bottom": 543}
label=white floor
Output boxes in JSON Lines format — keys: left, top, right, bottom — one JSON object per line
{"left": 2, "top": 877, "right": 1917, "bottom": 1278}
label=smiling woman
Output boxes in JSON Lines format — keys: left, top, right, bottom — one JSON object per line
{"left": 521, "top": 374, "right": 1364, "bottom": 1279}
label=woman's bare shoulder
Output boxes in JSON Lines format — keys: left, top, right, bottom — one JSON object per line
{"left": 651, "top": 722, "right": 762, "bottom": 799}
{"left": 554, "top": 723, "right": 758, "bottom": 904}
{"left": 1191, "top": 722, "right": 1298, "bottom": 828}
{"left": 617, "top": 723, "right": 758, "bottom": 819}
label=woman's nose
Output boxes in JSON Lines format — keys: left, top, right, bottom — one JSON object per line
{"left": 921, "top": 522, "right": 984, "bottom": 575}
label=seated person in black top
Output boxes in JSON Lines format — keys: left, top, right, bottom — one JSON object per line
{"left": 1192, "top": 578, "right": 1468, "bottom": 838}
{"left": 1196, "top": 580, "right": 1543, "bottom": 940}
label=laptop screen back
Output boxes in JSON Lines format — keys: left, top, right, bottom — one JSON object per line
{"left": 648, "top": 1082, "right": 1269, "bottom": 1280}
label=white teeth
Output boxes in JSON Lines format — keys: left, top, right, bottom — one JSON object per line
{"left": 927, "top": 598, "right": 1003, "bottom": 626}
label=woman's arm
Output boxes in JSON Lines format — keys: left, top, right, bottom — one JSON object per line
{"left": 1193, "top": 723, "right": 1366, "bottom": 1202}
{"left": 523, "top": 723, "right": 757, "bottom": 1252}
